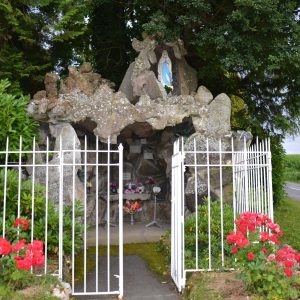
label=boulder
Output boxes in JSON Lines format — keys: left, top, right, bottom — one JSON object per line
{"left": 177, "top": 59, "right": 198, "bottom": 95}
{"left": 33, "top": 90, "right": 47, "bottom": 102}
{"left": 44, "top": 73, "right": 58, "bottom": 98}
{"left": 207, "top": 93, "right": 231, "bottom": 136}
{"left": 195, "top": 86, "right": 213, "bottom": 105}
{"left": 119, "top": 62, "right": 136, "bottom": 103}
{"left": 29, "top": 123, "right": 84, "bottom": 206}
{"left": 79, "top": 62, "right": 93, "bottom": 73}
{"left": 132, "top": 70, "right": 167, "bottom": 100}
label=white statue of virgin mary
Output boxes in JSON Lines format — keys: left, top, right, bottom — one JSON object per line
{"left": 158, "top": 50, "right": 173, "bottom": 89}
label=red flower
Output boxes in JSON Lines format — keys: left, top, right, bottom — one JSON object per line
{"left": 13, "top": 218, "right": 23, "bottom": 228}
{"left": 232, "top": 246, "right": 238, "bottom": 254}
{"left": 284, "top": 268, "right": 293, "bottom": 277}
{"left": 29, "top": 240, "right": 43, "bottom": 252}
{"left": 0, "top": 238, "right": 12, "bottom": 255}
{"left": 16, "top": 257, "right": 32, "bottom": 270}
{"left": 226, "top": 232, "right": 236, "bottom": 244}
{"left": 13, "top": 218, "right": 29, "bottom": 231}
{"left": 260, "top": 231, "right": 269, "bottom": 242}
{"left": 23, "top": 220, "right": 29, "bottom": 231}
{"left": 32, "top": 253, "right": 45, "bottom": 267}
{"left": 12, "top": 239, "right": 26, "bottom": 252}
{"left": 261, "top": 248, "right": 268, "bottom": 254}
{"left": 269, "top": 234, "right": 280, "bottom": 245}
{"left": 247, "top": 252, "right": 255, "bottom": 261}
{"left": 235, "top": 234, "right": 249, "bottom": 248}
{"left": 284, "top": 261, "right": 294, "bottom": 268}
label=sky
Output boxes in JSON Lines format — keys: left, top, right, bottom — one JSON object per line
{"left": 283, "top": 135, "right": 300, "bottom": 154}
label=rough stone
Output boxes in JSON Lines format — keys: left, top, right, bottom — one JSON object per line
{"left": 29, "top": 63, "right": 235, "bottom": 146}
{"left": 177, "top": 58, "right": 198, "bottom": 95}
{"left": 133, "top": 70, "right": 167, "bottom": 100}
{"left": 29, "top": 123, "right": 84, "bottom": 206}
{"left": 119, "top": 62, "right": 136, "bottom": 103}
{"left": 44, "top": 73, "right": 58, "bottom": 97}
{"left": 207, "top": 93, "right": 231, "bottom": 136}
{"left": 135, "top": 158, "right": 164, "bottom": 181}
{"left": 79, "top": 62, "right": 93, "bottom": 73}
{"left": 38, "top": 98, "right": 48, "bottom": 114}
{"left": 33, "top": 90, "right": 47, "bottom": 102}
{"left": 195, "top": 85, "right": 213, "bottom": 105}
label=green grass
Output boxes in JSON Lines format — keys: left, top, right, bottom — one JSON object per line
{"left": 274, "top": 197, "right": 300, "bottom": 251}
{"left": 74, "top": 243, "right": 169, "bottom": 283}
{"left": 283, "top": 154, "right": 300, "bottom": 183}
{"left": 0, "top": 274, "right": 61, "bottom": 300}
{"left": 183, "top": 273, "right": 222, "bottom": 300}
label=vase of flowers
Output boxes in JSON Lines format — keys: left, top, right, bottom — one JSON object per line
{"left": 123, "top": 200, "right": 142, "bottom": 225}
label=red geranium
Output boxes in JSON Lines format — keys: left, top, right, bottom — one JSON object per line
{"left": 247, "top": 252, "right": 255, "bottom": 261}
{"left": 232, "top": 246, "right": 238, "bottom": 254}
{"left": 16, "top": 256, "right": 32, "bottom": 271}
{"left": 12, "top": 239, "right": 26, "bottom": 252}
{"left": 284, "top": 268, "right": 293, "bottom": 277}
{"left": 0, "top": 238, "right": 12, "bottom": 255}
{"left": 261, "top": 248, "right": 268, "bottom": 254}
{"left": 13, "top": 218, "right": 29, "bottom": 231}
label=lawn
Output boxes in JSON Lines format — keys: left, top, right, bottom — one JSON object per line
{"left": 283, "top": 154, "right": 300, "bottom": 183}
{"left": 274, "top": 197, "right": 300, "bottom": 251}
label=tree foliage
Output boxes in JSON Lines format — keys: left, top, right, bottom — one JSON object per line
{"left": 0, "top": 0, "right": 298, "bottom": 204}
{"left": 0, "top": 0, "right": 90, "bottom": 94}
{"left": 1, "top": 0, "right": 299, "bottom": 136}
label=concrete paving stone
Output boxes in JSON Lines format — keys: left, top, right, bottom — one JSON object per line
{"left": 87, "top": 222, "right": 171, "bottom": 246}
{"left": 74, "top": 255, "right": 181, "bottom": 300}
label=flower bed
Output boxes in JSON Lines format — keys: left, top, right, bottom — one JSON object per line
{"left": 227, "top": 212, "right": 300, "bottom": 299}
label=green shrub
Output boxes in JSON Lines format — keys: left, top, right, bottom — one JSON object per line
{"left": 0, "top": 169, "right": 84, "bottom": 256}
{"left": 0, "top": 79, "right": 38, "bottom": 159}
{"left": 184, "top": 199, "right": 234, "bottom": 269}
{"left": 158, "top": 200, "right": 235, "bottom": 270}
{"left": 270, "top": 138, "right": 286, "bottom": 206}
{"left": 283, "top": 154, "right": 300, "bottom": 184}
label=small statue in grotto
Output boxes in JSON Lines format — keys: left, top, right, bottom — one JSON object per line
{"left": 158, "top": 50, "right": 173, "bottom": 90}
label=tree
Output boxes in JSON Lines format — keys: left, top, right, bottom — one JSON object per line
{"left": 0, "top": 0, "right": 90, "bottom": 94}
{"left": 0, "top": 1, "right": 51, "bottom": 94}
{"left": 90, "top": 1, "right": 298, "bottom": 132}
{"left": 87, "top": 1, "right": 299, "bottom": 205}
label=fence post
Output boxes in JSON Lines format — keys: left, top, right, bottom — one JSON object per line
{"left": 2, "top": 137, "right": 9, "bottom": 238}
{"left": 267, "top": 138, "right": 274, "bottom": 221}
{"left": 118, "top": 143, "right": 124, "bottom": 298}
{"left": 180, "top": 137, "right": 186, "bottom": 290}
{"left": 244, "top": 137, "right": 249, "bottom": 212}
{"left": 58, "top": 136, "right": 64, "bottom": 279}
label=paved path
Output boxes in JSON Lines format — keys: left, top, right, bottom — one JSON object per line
{"left": 74, "top": 255, "right": 181, "bottom": 300}
{"left": 285, "top": 182, "right": 300, "bottom": 201}
{"left": 87, "top": 222, "right": 171, "bottom": 246}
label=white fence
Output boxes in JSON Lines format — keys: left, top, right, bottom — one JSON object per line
{"left": 171, "top": 136, "right": 273, "bottom": 291}
{"left": 0, "top": 136, "right": 124, "bottom": 298}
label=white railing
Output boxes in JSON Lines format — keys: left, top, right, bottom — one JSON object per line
{"left": 171, "top": 136, "right": 273, "bottom": 291}
{"left": 0, "top": 135, "right": 124, "bottom": 298}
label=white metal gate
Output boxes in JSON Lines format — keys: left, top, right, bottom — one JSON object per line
{"left": 0, "top": 135, "right": 124, "bottom": 298}
{"left": 171, "top": 138, "right": 185, "bottom": 291}
{"left": 171, "top": 136, "right": 273, "bottom": 291}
